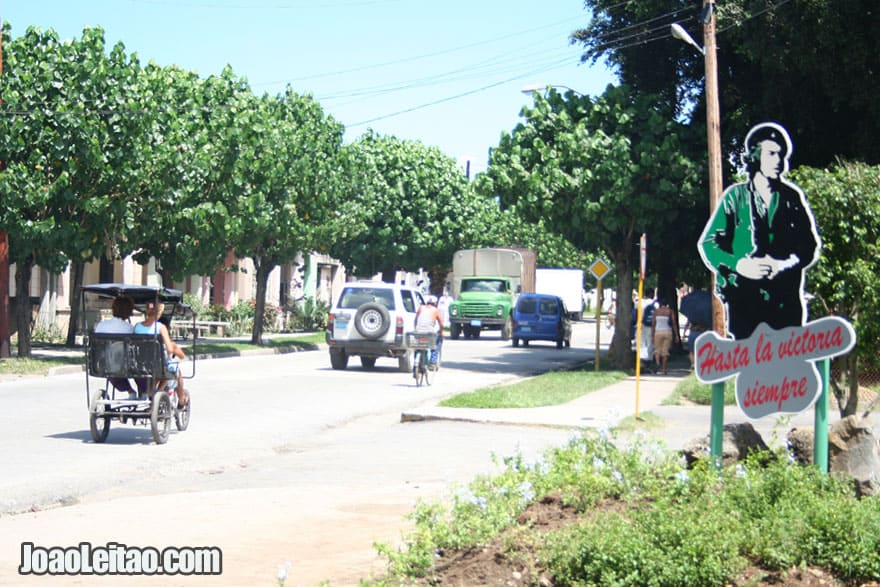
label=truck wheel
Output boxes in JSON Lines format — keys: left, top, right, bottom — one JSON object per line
{"left": 501, "top": 317, "right": 512, "bottom": 340}
{"left": 512, "top": 338, "right": 519, "bottom": 348}
{"left": 330, "top": 349, "right": 348, "bottom": 370}
{"left": 450, "top": 323, "right": 462, "bottom": 340}
{"left": 354, "top": 302, "right": 390, "bottom": 340}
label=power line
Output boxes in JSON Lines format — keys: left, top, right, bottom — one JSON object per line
{"left": 253, "top": 13, "right": 586, "bottom": 87}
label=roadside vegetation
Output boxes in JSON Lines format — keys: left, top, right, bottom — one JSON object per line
{"left": 368, "top": 431, "right": 880, "bottom": 586}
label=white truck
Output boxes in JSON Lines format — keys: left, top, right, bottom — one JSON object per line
{"left": 535, "top": 268, "right": 585, "bottom": 320}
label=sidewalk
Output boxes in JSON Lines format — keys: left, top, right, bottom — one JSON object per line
{"left": 401, "top": 359, "right": 833, "bottom": 452}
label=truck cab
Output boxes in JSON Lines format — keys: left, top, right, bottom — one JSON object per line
{"left": 447, "top": 248, "right": 536, "bottom": 340}
{"left": 448, "top": 277, "right": 516, "bottom": 339}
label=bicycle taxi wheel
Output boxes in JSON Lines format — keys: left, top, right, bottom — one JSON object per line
{"left": 175, "top": 394, "right": 191, "bottom": 431}
{"left": 88, "top": 388, "right": 111, "bottom": 443}
{"left": 151, "top": 391, "right": 173, "bottom": 444}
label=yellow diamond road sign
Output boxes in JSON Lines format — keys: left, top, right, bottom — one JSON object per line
{"left": 589, "top": 258, "right": 611, "bottom": 280}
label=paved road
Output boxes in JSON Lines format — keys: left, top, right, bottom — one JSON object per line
{"left": 4, "top": 320, "right": 851, "bottom": 585}
{"left": 0, "top": 323, "right": 601, "bottom": 586}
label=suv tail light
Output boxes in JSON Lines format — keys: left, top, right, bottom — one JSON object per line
{"left": 327, "top": 313, "right": 334, "bottom": 331}
{"left": 396, "top": 315, "right": 404, "bottom": 336}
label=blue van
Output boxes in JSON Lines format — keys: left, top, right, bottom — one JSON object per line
{"left": 512, "top": 293, "right": 572, "bottom": 349}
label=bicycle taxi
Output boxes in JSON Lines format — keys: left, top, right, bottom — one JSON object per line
{"left": 81, "top": 283, "right": 196, "bottom": 444}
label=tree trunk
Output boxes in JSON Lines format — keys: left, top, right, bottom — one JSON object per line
{"left": 14, "top": 258, "right": 34, "bottom": 358}
{"left": 608, "top": 250, "right": 635, "bottom": 368}
{"left": 251, "top": 259, "right": 271, "bottom": 345}
{"left": 158, "top": 267, "right": 174, "bottom": 289}
{"left": 66, "top": 261, "right": 85, "bottom": 346}
{"left": 381, "top": 267, "right": 397, "bottom": 284}
{"left": 428, "top": 269, "right": 448, "bottom": 296}
{"left": 842, "top": 353, "right": 860, "bottom": 418}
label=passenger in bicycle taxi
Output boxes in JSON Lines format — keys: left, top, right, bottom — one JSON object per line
{"left": 94, "top": 295, "right": 145, "bottom": 399}
{"left": 414, "top": 295, "right": 444, "bottom": 370}
{"left": 134, "top": 301, "right": 188, "bottom": 408}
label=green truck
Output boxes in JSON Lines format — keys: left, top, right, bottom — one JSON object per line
{"left": 448, "top": 248, "right": 536, "bottom": 340}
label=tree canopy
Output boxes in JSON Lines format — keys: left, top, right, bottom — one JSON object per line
{"left": 572, "top": 0, "right": 880, "bottom": 167}
{"left": 792, "top": 162, "right": 880, "bottom": 416}
{"left": 477, "top": 85, "right": 701, "bottom": 365}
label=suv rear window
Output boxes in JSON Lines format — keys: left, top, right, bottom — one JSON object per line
{"left": 338, "top": 287, "right": 394, "bottom": 310}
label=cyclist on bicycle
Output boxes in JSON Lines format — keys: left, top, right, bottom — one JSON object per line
{"left": 414, "top": 295, "right": 444, "bottom": 371}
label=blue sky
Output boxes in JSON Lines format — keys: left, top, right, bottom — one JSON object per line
{"left": 2, "top": 0, "right": 616, "bottom": 175}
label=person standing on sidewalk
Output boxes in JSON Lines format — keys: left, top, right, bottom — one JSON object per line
{"left": 651, "top": 300, "right": 674, "bottom": 375}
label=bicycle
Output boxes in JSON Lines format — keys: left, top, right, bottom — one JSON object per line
{"left": 407, "top": 332, "right": 440, "bottom": 387}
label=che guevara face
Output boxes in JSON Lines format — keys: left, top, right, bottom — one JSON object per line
{"left": 759, "top": 139, "right": 784, "bottom": 180}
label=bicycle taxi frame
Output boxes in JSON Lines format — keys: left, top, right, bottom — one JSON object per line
{"left": 81, "top": 283, "right": 196, "bottom": 444}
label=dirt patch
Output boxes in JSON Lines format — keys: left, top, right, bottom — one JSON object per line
{"left": 414, "top": 494, "right": 877, "bottom": 587}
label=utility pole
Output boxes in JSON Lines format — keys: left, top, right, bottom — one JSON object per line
{"left": 703, "top": 1, "right": 724, "bottom": 337}
{"left": 701, "top": 0, "right": 727, "bottom": 468}
{"left": 0, "top": 29, "right": 10, "bottom": 359}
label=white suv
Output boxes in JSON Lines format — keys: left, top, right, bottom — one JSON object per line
{"left": 326, "top": 282, "right": 425, "bottom": 371}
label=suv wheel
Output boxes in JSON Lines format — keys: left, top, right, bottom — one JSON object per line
{"left": 354, "top": 302, "right": 391, "bottom": 340}
{"left": 330, "top": 348, "right": 348, "bottom": 370}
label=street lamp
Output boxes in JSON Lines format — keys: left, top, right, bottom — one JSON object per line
{"left": 670, "top": 23, "right": 705, "bottom": 55}
{"left": 520, "top": 83, "right": 584, "bottom": 96}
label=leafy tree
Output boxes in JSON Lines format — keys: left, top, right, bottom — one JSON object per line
{"left": 477, "top": 86, "right": 700, "bottom": 366}
{"left": 791, "top": 162, "right": 880, "bottom": 417}
{"left": 572, "top": 0, "right": 702, "bottom": 116}
{"left": 330, "top": 132, "right": 476, "bottom": 280}
{"left": 225, "top": 89, "right": 344, "bottom": 343}
{"left": 573, "top": 0, "right": 880, "bottom": 166}
{"left": 130, "top": 65, "right": 248, "bottom": 285}
{"left": 0, "top": 25, "right": 132, "bottom": 355}
{"left": 717, "top": 0, "right": 880, "bottom": 166}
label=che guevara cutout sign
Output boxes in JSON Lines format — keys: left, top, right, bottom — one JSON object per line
{"left": 695, "top": 122, "right": 855, "bottom": 420}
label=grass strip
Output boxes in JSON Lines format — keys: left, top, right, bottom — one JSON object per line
{"left": 440, "top": 368, "right": 628, "bottom": 409}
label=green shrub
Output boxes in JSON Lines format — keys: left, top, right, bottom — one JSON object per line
{"left": 371, "top": 431, "right": 880, "bottom": 586}
{"left": 286, "top": 297, "right": 328, "bottom": 331}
